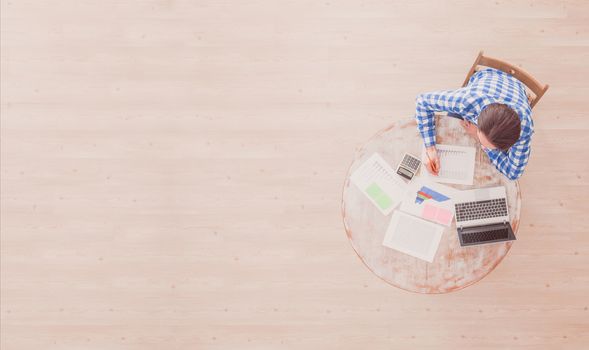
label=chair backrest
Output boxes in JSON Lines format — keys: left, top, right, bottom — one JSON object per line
{"left": 462, "top": 51, "right": 549, "bottom": 109}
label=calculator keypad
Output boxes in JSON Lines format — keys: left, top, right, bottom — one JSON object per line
{"left": 401, "top": 154, "right": 421, "bottom": 171}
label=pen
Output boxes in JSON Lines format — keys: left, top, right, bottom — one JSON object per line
{"left": 425, "top": 149, "right": 439, "bottom": 175}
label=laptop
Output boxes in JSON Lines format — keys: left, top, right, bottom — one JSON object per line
{"left": 454, "top": 186, "right": 516, "bottom": 246}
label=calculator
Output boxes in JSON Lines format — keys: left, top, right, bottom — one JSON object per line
{"left": 396, "top": 153, "right": 421, "bottom": 180}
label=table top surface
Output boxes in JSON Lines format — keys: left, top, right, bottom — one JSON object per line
{"left": 341, "top": 116, "right": 521, "bottom": 293}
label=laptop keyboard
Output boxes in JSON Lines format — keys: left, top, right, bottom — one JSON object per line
{"left": 461, "top": 227, "right": 509, "bottom": 244}
{"left": 455, "top": 198, "right": 508, "bottom": 222}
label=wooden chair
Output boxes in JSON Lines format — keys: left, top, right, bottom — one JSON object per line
{"left": 462, "top": 51, "right": 549, "bottom": 109}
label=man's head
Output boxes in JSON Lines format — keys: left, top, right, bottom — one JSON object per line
{"left": 476, "top": 103, "right": 521, "bottom": 151}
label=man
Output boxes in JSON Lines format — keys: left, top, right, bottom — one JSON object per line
{"left": 415, "top": 67, "right": 533, "bottom": 180}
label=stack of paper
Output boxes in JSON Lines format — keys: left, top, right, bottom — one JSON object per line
{"left": 422, "top": 144, "right": 476, "bottom": 185}
{"left": 350, "top": 151, "right": 465, "bottom": 263}
{"left": 350, "top": 153, "right": 408, "bottom": 215}
{"left": 382, "top": 211, "right": 444, "bottom": 263}
{"left": 399, "top": 177, "right": 457, "bottom": 227}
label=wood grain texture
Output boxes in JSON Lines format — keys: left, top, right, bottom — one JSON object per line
{"left": 342, "top": 117, "right": 521, "bottom": 293}
{"left": 2, "top": 0, "right": 589, "bottom": 349}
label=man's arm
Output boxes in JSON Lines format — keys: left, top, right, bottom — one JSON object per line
{"left": 415, "top": 89, "right": 468, "bottom": 147}
{"left": 483, "top": 136, "right": 531, "bottom": 180}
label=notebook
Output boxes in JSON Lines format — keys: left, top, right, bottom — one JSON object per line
{"left": 350, "top": 153, "right": 408, "bottom": 215}
{"left": 422, "top": 144, "right": 476, "bottom": 185}
{"left": 383, "top": 210, "right": 444, "bottom": 263}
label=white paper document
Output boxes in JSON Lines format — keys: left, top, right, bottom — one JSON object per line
{"left": 383, "top": 211, "right": 444, "bottom": 263}
{"left": 399, "top": 176, "right": 457, "bottom": 227}
{"left": 350, "top": 153, "right": 408, "bottom": 215}
{"left": 422, "top": 144, "right": 476, "bottom": 185}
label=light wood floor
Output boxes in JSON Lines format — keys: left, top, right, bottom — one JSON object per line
{"left": 2, "top": 1, "right": 588, "bottom": 349}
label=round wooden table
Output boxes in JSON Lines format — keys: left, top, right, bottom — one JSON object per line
{"left": 341, "top": 116, "right": 521, "bottom": 294}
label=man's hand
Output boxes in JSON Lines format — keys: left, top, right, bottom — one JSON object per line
{"left": 460, "top": 120, "right": 478, "bottom": 139}
{"left": 425, "top": 146, "right": 440, "bottom": 176}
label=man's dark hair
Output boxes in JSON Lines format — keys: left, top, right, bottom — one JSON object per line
{"left": 478, "top": 103, "right": 521, "bottom": 151}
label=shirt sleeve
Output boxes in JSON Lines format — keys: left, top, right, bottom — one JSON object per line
{"left": 483, "top": 136, "right": 531, "bottom": 180}
{"left": 415, "top": 89, "right": 468, "bottom": 147}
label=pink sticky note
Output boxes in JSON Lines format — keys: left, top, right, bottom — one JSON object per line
{"left": 421, "top": 203, "right": 438, "bottom": 221}
{"left": 435, "top": 208, "right": 453, "bottom": 225}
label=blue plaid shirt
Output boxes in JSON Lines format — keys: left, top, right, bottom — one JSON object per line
{"left": 415, "top": 67, "right": 533, "bottom": 180}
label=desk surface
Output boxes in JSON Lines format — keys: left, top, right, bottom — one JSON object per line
{"left": 342, "top": 116, "right": 521, "bottom": 293}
